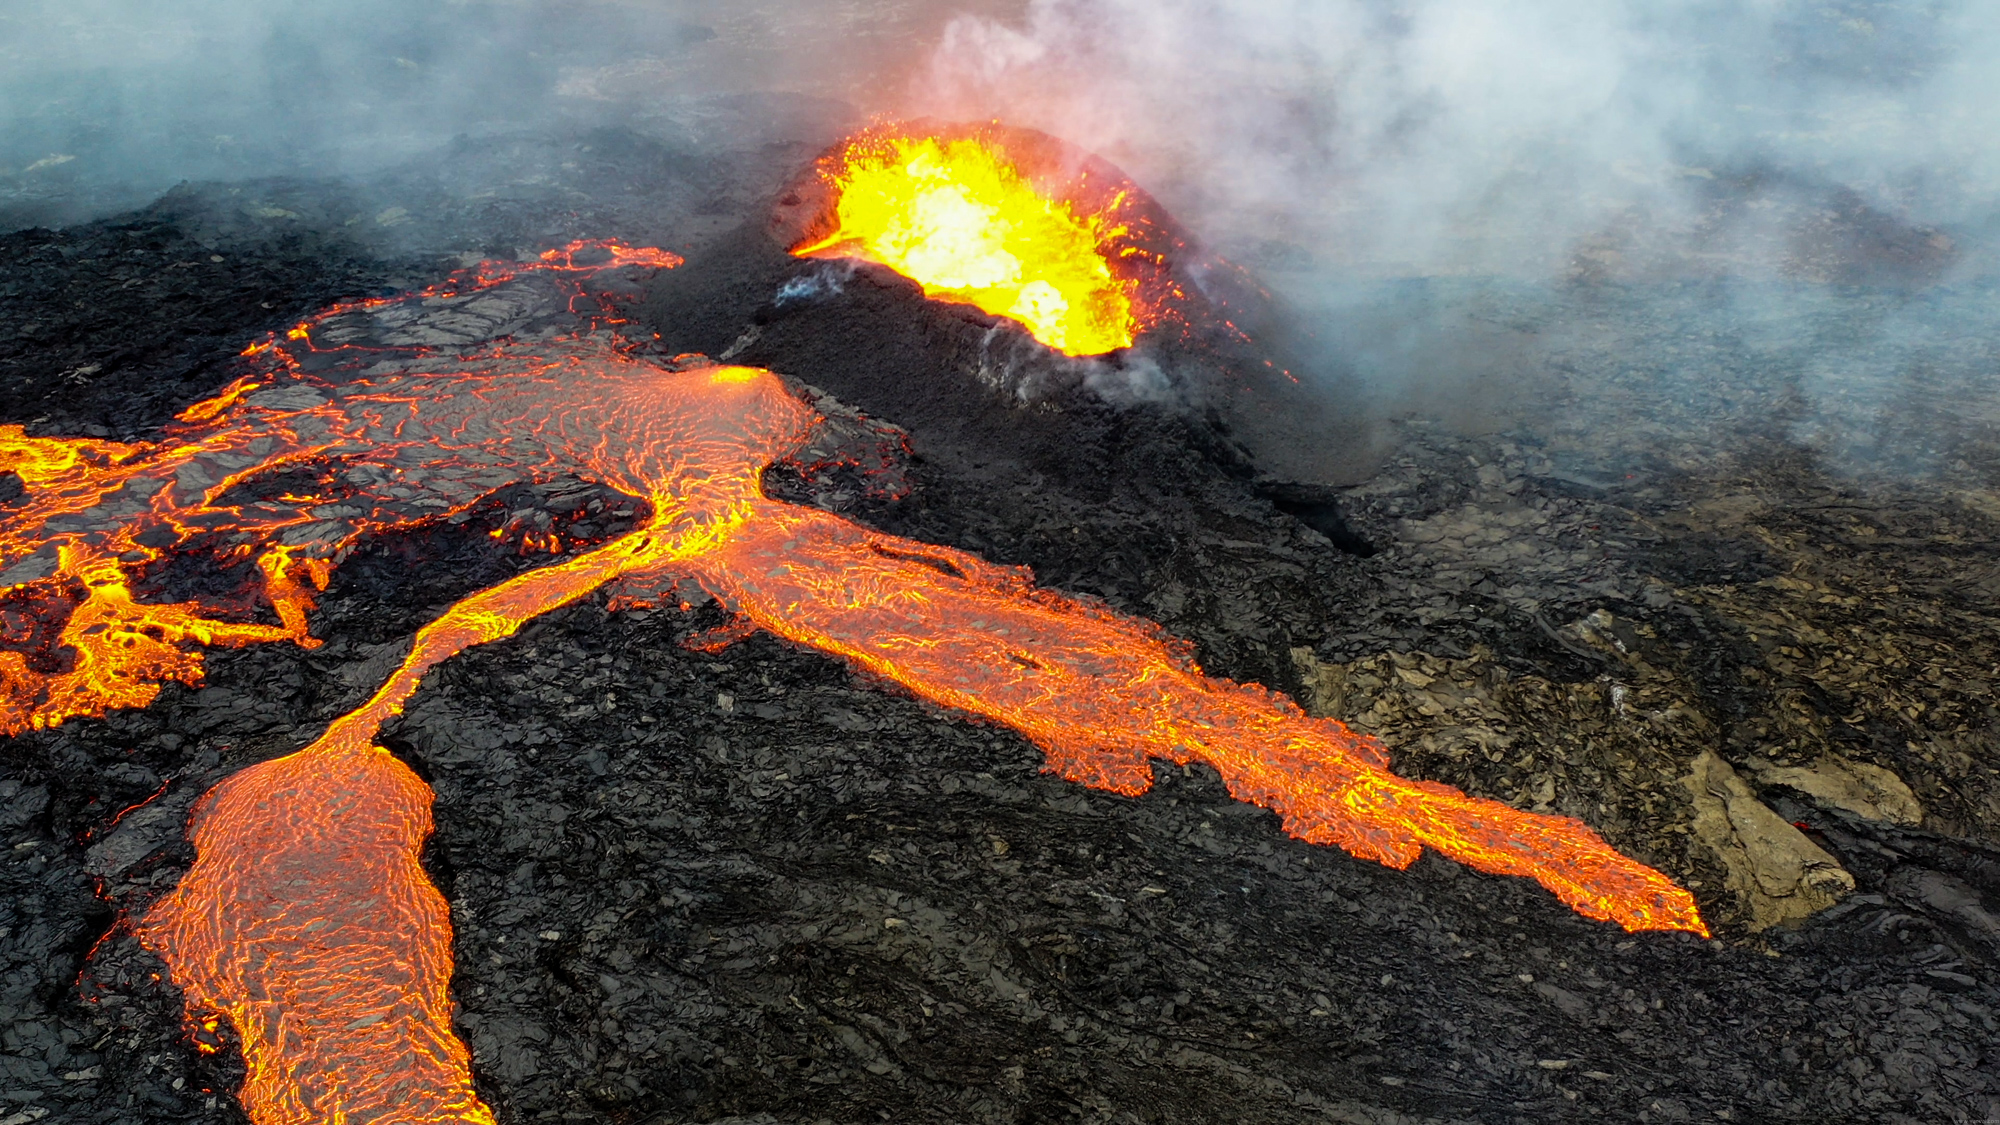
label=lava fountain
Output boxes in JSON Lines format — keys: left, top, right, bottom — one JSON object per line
{"left": 0, "top": 241, "right": 1703, "bottom": 1123}
{"left": 789, "top": 124, "right": 1162, "bottom": 356}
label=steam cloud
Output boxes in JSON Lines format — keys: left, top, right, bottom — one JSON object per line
{"left": 914, "top": 1, "right": 2000, "bottom": 475}
{"left": 4, "top": 1, "right": 1995, "bottom": 475}
{"left": 10, "top": 0, "right": 1993, "bottom": 278}
{"left": 917, "top": 0, "right": 2000, "bottom": 279}
{"left": 0, "top": 0, "right": 714, "bottom": 193}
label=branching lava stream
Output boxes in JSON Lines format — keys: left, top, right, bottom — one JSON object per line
{"left": 0, "top": 244, "right": 1703, "bottom": 1124}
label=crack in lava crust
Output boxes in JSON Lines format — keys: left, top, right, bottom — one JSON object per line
{"left": 0, "top": 248, "right": 1704, "bottom": 1124}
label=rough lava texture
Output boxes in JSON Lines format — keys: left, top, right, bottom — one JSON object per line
{"left": 0, "top": 99, "right": 1996, "bottom": 1125}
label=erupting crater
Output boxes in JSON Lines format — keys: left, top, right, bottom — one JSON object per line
{"left": 787, "top": 123, "right": 1177, "bottom": 357}
{"left": 1, "top": 240, "right": 1702, "bottom": 1123}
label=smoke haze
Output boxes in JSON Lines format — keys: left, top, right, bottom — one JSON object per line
{"left": 5, "top": 1, "right": 1995, "bottom": 481}
{"left": 909, "top": 0, "right": 2000, "bottom": 481}
{"left": 918, "top": 0, "right": 2000, "bottom": 280}
{"left": 0, "top": 1, "right": 1017, "bottom": 225}
{"left": 9, "top": 0, "right": 1992, "bottom": 277}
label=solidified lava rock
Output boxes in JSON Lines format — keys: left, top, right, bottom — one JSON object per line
{"left": 637, "top": 132, "right": 1389, "bottom": 696}
{"left": 0, "top": 117, "right": 1996, "bottom": 1125}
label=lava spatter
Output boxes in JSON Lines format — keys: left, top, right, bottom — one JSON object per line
{"left": 0, "top": 243, "right": 1701, "bottom": 1124}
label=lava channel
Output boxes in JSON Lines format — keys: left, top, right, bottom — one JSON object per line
{"left": 0, "top": 243, "right": 1704, "bottom": 1125}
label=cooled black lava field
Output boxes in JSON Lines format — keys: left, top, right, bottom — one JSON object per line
{"left": 2, "top": 103, "right": 1998, "bottom": 1125}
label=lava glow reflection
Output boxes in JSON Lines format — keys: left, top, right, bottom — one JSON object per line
{"left": 0, "top": 245, "right": 1702, "bottom": 1125}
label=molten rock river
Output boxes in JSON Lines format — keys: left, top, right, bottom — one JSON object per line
{"left": 0, "top": 245, "right": 1701, "bottom": 1124}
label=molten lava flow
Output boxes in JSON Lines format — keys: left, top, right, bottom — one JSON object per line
{"left": 669, "top": 517, "right": 1705, "bottom": 934}
{"left": 0, "top": 242, "right": 1702, "bottom": 1124}
{"left": 152, "top": 744, "right": 489, "bottom": 1124}
{"left": 792, "top": 129, "right": 1140, "bottom": 356}
{"left": 0, "top": 239, "right": 679, "bottom": 736}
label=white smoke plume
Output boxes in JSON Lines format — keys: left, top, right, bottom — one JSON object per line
{"left": 916, "top": 0, "right": 2000, "bottom": 279}
{"left": 0, "top": 0, "right": 997, "bottom": 224}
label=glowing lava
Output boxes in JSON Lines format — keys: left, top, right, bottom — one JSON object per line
{"left": 792, "top": 128, "right": 1141, "bottom": 356}
{"left": 0, "top": 239, "right": 679, "bottom": 736}
{"left": 0, "top": 244, "right": 1704, "bottom": 1125}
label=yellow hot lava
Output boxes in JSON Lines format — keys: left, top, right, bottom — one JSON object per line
{"left": 793, "top": 131, "right": 1138, "bottom": 356}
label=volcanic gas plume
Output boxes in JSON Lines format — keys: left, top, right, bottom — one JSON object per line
{"left": 0, "top": 234, "right": 1701, "bottom": 1122}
